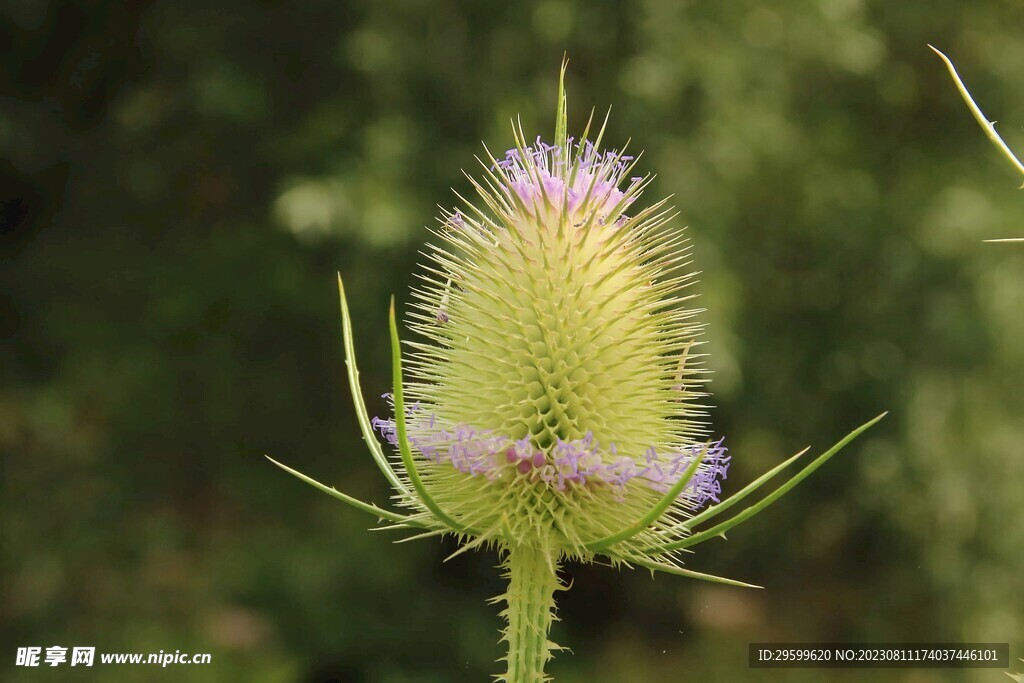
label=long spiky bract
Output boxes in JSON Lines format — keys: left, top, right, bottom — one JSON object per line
{"left": 270, "top": 64, "right": 885, "bottom": 683}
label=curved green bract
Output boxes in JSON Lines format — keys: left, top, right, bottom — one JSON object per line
{"left": 584, "top": 441, "right": 709, "bottom": 552}
{"left": 389, "top": 298, "right": 468, "bottom": 534}
{"left": 680, "top": 447, "right": 810, "bottom": 531}
{"left": 629, "top": 556, "right": 762, "bottom": 589}
{"left": 656, "top": 412, "right": 887, "bottom": 553}
{"left": 266, "top": 455, "right": 426, "bottom": 528}
{"left": 338, "top": 275, "right": 408, "bottom": 494}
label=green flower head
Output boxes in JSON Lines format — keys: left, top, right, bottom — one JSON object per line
{"left": 271, "top": 61, "right": 883, "bottom": 683}
{"left": 376, "top": 111, "right": 731, "bottom": 560}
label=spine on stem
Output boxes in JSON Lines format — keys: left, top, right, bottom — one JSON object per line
{"left": 497, "top": 544, "right": 561, "bottom": 683}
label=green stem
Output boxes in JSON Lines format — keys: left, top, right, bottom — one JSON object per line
{"left": 929, "top": 45, "right": 1024, "bottom": 187}
{"left": 500, "top": 545, "right": 560, "bottom": 683}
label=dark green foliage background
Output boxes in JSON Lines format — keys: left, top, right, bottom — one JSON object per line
{"left": 2, "top": 1, "right": 1021, "bottom": 681}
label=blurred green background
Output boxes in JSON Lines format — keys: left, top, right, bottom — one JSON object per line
{"left": 2, "top": 1, "right": 1022, "bottom": 681}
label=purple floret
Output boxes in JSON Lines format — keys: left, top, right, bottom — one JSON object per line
{"left": 372, "top": 393, "right": 729, "bottom": 508}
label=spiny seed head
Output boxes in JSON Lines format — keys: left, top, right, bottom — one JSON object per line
{"left": 378, "top": 116, "right": 730, "bottom": 559}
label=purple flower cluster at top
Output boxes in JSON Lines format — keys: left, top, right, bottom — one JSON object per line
{"left": 492, "top": 136, "right": 641, "bottom": 222}
{"left": 371, "top": 396, "right": 730, "bottom": 507}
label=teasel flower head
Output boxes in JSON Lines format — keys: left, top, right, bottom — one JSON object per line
{"left": 270, "top": 60, "right": 885, "bottom": 683}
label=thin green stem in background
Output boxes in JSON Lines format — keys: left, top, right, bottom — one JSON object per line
{"left": 930, "top": 45, "right": 1024, "bottom": 242}
{"left": 929, "top": 45, "right": 1024, "bottom": 186}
